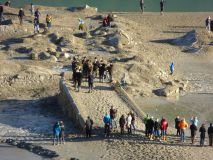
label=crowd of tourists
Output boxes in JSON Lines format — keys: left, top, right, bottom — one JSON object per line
{"left": 71, "top": 56, "right": 113, "bottom": 92}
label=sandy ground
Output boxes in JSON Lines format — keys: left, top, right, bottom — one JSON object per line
{"left": 0, "top": 6, "right": 213, "bottom": 160}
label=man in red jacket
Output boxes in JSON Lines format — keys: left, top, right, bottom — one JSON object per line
{"left": 161, "top": 118, "right": 168, "bottom": 141}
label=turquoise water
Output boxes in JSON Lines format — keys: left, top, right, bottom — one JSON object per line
{"left": 0, "top": 0, "right": 213, "bottom": 12}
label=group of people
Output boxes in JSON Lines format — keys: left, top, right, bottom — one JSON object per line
{"left": 52, "top": 121, "right": 65, "bottom": 145}
{"left": 144, "top": 115, "right": 168, "bottom": 141}
{"left": 175, "top": 116, "right": 213, "bottom": 146}
{"left": 103, "top": 106, "right": 136, "bottom": 137}
{"left": 71, "top": 56, "right": 113, "bottom": 92}
{"left": 139, "top": 0, "right": 165, "bottom": 15}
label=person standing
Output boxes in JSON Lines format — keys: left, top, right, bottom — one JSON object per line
{"left": 179, "top": 118, "right": 188, "bottom": 142}
{"left": 126, "top": 113, "right": 132, "bottom": 134}
{"left": 130, "top": 112, "right": 136, "bottom": 133}
{"left": 161, "top": 118, "right": 168, "bottom": 141}
{"left": 18, "top": 8, "right": 25, "bottom": 25}
{"left": 78, "top": 18, "right": 85, "bottom": 31}
{"left": 190, "top": 122, "right": 198, "bottom": 144}
{"left": 175, "top": 116, "right": 181, "bottom": 136}
{"left": 140, "top": 0, "right": 144, "bottom": 13}
{"left": 75, "top": 66, "right": 82, "bottom": 92}
{"left": 46, "top": 14, "right": 52, "bottom": 30}
{"left": 85, "top": 116, "right": 93, "bottom": 138}
{"left": 154, "top": 118, "right": 161, "bottom": 140}
{"left": 53, "top": 122, "right": 61, "bottom": 145}
{"left": 106, "top": 62, "right": 113, "bottom": 82}
{"left": 109, "top": 106, "right": 117, "bottom": 131}
{"left": 144, "top": 114, "right": 150, "bottom": 137}
{"left": 208, "top": 123, "right": 213, "bottom": 146}
{"left": 0, "top": 4, "right": 4, "bottom": 24}
{"left": 4, "top": 1, "right": 11, "bottom": 7}
{"left": 34, "top": 8, "right": 41, "bottom": 21}
{"left": 190, "top": 116, "right": 199, "bottom": 127}
{"left": 59, "top": 121, "right": 65, "bottom": 144}
{"left": 88, "top": 72, "right": 94, "bottom": 93}
{"left": 199, "top": 124, "right": 206, "bottom": 146}
{"left": 147, "top": 116, "right": 155, "bottom": 140}
{"left": 119, "top": 114, "right": 126, "bottom": 135}
{"left": 31, "top": 3, "right": 35, "bottom": 16}
{"left": 160, "top": 0, "right": 165, "bottom": 15}
{"left": 206, "top": 16, "right": 211, "bottom": 32}
{"left": 170, "top": 62, "right": 174, "bottom": 75}
{"left": 103, "top": 113, "right": 111, "bottom": 137}
{"left": 34, "top": 17, "right": 39, "bottom": 33}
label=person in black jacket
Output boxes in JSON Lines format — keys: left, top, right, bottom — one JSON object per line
{"left": 160, "top": 0, "right": 165, "bottom": 15}
{"left": 119, "top": 115, "right": 126, "bottom": 135}
{"left": 147, "top": 117, "right": 155, "bottom": 140}
{"left": 199, "top": 124, "right": 206, "bottom": 146}
{"left": 85, "top": 116, "right": 93, "bottom": 138}
{"left": 154, "top": 118, "right": 161, "bottom": 140}
{"left": 208, "top": 123, "right": 213, "bottom": 146}
{"left": 175, "top": 116, "right": 181, "bottom": 136}
{"left": 190, "top": 123, "right": 198, "bottom": 144}
{"left": 88, "top": 72, "right": 94, "bottom": 93}
{"left": 18, "top": 8, "right": 25, "bottom": 25}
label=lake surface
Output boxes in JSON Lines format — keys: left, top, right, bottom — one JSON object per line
{"left": 0, "top": 0, "right": 213, "bottom": 12}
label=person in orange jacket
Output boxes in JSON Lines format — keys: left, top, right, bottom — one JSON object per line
{"left": 179, "top": 118, "right": 188, "bottom": 142}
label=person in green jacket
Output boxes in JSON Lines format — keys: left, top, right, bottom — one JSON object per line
{"left": 144, "top": 114, "right": 150, "bottom": 137}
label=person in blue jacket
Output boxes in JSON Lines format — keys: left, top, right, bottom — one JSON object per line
{"left": 170, "top": 62, "right": 174, "bottom": 75}
{"left": 53, "top": 121, "right": 61, "bottom": 145}
{"left": 103, "top": 113, "right": 111, "bottom": 137}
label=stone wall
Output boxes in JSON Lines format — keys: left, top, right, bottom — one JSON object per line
{"left": 58, "top": 80, "right": 85, "bottom": 130}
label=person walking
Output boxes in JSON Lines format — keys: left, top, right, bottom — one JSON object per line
{"left": 34, "top": 17, "right": 39, "bottom": 33}
{"left": 160, "top": 0, "right": 165, "bottom": 15}
{"left": 78, "top": 18, "right": 85, "bottom": 31}
{"left": 175, "top": 116, "right": 181, "bottom": 136}
{"left": 154, "top": 118, "right": 161, "bottom": 140}
{"left": 126, "top": 113, "right": 132, "bottom": 134}
{"left": 18, "top": 8, "right": 25, "bottom": 25}
{"left": 88, "top": 72, "right": 94, "bottom": 93}
{"left": 103, "top": 113, "right": 111, "bottom": 137}
{"left": 140, "top": 0, "right": 144, "bottom": 13}
{"left": 179, "top": 118, "right": 188, "bottom": 142}
{"left": 190, "top": 122, "right": 198, "bottom": 144}
{"left": 85, "top": 116, "right": 93, "bottom": 138}
{"left": 46, "top": 14, "right": 52, "bottom": 30}
{"left": 199, "top": 124, "right": 206, "bottom": 146}
{"left": 208, "top": 123, "right": 213, "bottom": 146}
{"left": 119, "top": 114, "right": 126, "bottom": 135}
{"left": 109, "top": 106, "right": 117, "bottom": 131}
{"left": 53, "top": 122, "right": 61, "bottom": 145}
{"left": 170, "top": 62, "right": 174, "bottom": 75}
{"left": 59, "top": 121, "right": 65, "bottom": 144}
{"left": 161, "top": 118, "right": 168, "bottom": 141}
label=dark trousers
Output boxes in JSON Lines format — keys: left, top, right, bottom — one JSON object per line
{"left": 88, "top": 82, "right": 93, "bottom": 91}
{"left": 209, "top": 134, "right": 213, "bottom": 146}
{"left": 191, "top": 134, "right": 196, "bottom": 144}
{"left": 104, "top": 124, "right": 110, "bottom": 137}
{"left": 86, "top": 128, "right": 92, "bottom": 138}
{"left": 120, "top": 126, "right": 124, "bottom": 135}
{"left": 200, "top": 136, "right": 205, "bottom": 146}
{"left": 176, "top": 128, "right": 180, "bottom": 136}
{"left": 140, "top": 3, "right": 144, "bottom": 12}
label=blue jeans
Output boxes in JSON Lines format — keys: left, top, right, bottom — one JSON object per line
{"left": 53, "top": 134, "right": 60, "bottom": 144}
{"left": 162, "top": 130, "right": 167, "bottom": 136}
{"left": 154, "top": 130, "right": 160, "bottom": 137}
{"left": 180, "top": 129, "right": 185, "bottom": 142}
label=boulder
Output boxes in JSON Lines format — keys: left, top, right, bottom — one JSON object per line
{"left": 0, "top": 19, "right": 13, "bottom": 25}
{"left": 48, "top": 55, "right": 58, "bottom": 62}
{"left": 56, "top": 37, "right": 70, "bottom": 47}
{"left": 153, "top": 85, "right": 179, "bottom": 97}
